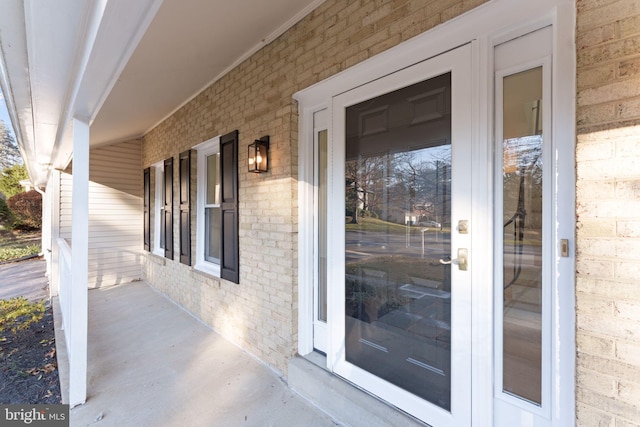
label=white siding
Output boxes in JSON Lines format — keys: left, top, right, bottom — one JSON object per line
{"left": 59, "top": 169, "right": 73, "bottom": 240}
{"left": 56, "top": 141, "right": 143, "bottom": 288}
{"left": 88, "top": 140, "right": 143, "bottom": 287}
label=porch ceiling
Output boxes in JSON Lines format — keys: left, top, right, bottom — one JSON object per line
{"left": 0, "top": 0, "right": 323, "bottom": 187}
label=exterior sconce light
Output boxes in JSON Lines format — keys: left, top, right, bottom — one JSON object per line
{"left": 248, "top": 136, "right": 269, "bottom": 173}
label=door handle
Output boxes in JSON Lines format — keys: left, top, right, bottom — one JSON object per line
{"left": 439, "top": 248, "right": 468, "bottom": 271}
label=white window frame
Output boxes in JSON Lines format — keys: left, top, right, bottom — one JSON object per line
{"left": 153, "top": 161, "right": 164, "bottom": 256}
{"left": 194, "top": 136, "right": 221, "bottom": 277}
{"left": 493, "top": 41, "right": 553, "bottom": 418}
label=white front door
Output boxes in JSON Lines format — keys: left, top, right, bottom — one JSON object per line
{"left": 327, "top": 44, "right": 473, "bottom": 426}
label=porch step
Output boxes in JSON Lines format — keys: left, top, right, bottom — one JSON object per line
{"left": 288, "top": 354, "right": 428, "bottom": 427}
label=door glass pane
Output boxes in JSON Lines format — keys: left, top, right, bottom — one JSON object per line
{"left": 501, "top": 67, "right": 543, "bottom": 405}
{"left": 318, "top": 129, "right": 328, "bottom": 322}
{"left": 345, "top": 73, "right": 452, "bottom": 410}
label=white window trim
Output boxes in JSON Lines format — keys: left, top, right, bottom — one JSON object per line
{"left": 153, "top": 161, "right": 164, "bottom": 256}
{"left": 194, "top": 136, "right": 221, "bottom": 277}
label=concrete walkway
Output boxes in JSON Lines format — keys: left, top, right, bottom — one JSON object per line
{"left": 59, "top": 281, "right": 338, "bottom": 427}
{"left": 0, "top": 257, "right": 48, "bottom": 301}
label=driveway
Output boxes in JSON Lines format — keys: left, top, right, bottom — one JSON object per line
{"left": 0, "top": 257, "right": 49, "bottom": 301}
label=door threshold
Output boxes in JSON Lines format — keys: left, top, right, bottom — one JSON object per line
{"left": 288, "top": 354, "right": 429, "bottom": 427}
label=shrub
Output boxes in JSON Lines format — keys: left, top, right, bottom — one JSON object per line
{"left": 0, "top": 197, "right": 14, "bottom": 227}
{"left": 7, "top": 190, "right": 42, "bottom": 230}
{"left": 0, "top": 164, "right": 28, "bottom": 199}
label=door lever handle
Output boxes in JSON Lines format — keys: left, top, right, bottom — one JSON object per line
{"left": 439, "top": 248, "right": 468, "bottom": 271}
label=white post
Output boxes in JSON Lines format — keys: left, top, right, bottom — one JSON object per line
{"left": 34, "top": 185, "right": 50, "bottom": 279}
{"left": 49, "top": 170, "right": 61, "bottom": 297}
{"left": 69, "top": 117, "right": 89, "bottom": 407}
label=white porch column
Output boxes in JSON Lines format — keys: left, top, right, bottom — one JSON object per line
{"left": 49, "top": 170, "right": 61, "bottom": 297}
{"left": 42, "top": 188, "right": 50, "bottom": 274}
{"left": 69, "top": 117, "right": 89, "bottom": 407}
{"left": 38, "top": 178, "right": 52, "bottom": 284}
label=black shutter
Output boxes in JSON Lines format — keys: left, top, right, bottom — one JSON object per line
{"left": 179, "top": 150, "right": 191, "bottom": 265}
{"left": 143, "top": 167, "right": 151, "bottom": 252}
{"left": 164, "top": 157, "right": 174, "bottom": 260}
{"left": 220, "top": 130, "right": 239, "bottom": 283}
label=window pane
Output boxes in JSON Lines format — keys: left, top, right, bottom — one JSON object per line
{"left": 318, "top": 129, "right": 328, "bottom": 322}
{"left": 205, "top": 207, "right": 221, "bottom": 263}
{"left": 160, "top": 207, "right": 165, "bottom": 249}
{"left": 502, "top": 67, "right": 543, "bottom": 405}
{"left": 207, "top": 153, "right": 220, "bottom": 205}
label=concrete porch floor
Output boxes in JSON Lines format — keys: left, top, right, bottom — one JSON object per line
{"left": 54, "top": 281, "right": 338, "bottom": 427}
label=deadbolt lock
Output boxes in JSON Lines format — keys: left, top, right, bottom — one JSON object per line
{"left": 457, "top": 248, "right": 468, "bottom": 271}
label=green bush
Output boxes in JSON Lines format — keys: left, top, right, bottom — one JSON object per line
{"left": 7, "top": 190, "right": 42, "bottom": 230}
{"left": 0, "top": 197, "right": 14, "bottom": 227}
{"left": 0, "top": 164, "right": 28, "bottom": 199}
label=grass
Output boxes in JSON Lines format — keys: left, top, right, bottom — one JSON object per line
{"left": 0, "top": 246, "right": 41, "bottom": 262}
{"left": 346, "top": 217, "right": 407, "bottom": 233}
{"left": 0, "top": 297, "right": 46, "bottom": 338}
{"left": 0, "top": 228, "right": 41, "bottom": 262}
{"left": 345, "top": 217, "right": 451, "bottom": 234}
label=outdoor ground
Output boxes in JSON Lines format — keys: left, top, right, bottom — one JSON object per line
{"left": 0, "top": 228, "right": 61, "bottom": 404}
{"left": 0, "top": 305, "right": 62, "bottom": 404}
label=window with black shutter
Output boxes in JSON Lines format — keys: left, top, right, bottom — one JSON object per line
{"left": 193, "top": 131, "right": 239, "bottom": 283}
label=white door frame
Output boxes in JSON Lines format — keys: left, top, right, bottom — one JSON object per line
{"left": 312, "top": 108, "right": 328, "bottom": 353}
{"left": 295, "top": 1, "right": 575, "bottom": 425}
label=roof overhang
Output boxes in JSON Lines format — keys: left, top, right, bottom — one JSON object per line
{"left": 0, "top": 0, "right": 324, "bottom": 187}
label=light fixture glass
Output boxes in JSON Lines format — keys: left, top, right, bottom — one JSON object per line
{"left": 248, "top": 136, "right": 269, "bottom": 173}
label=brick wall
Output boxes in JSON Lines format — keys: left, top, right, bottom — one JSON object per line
{"left": 576, "top": 0, "right": 640, "bottom": 424}
{"left": 141, "top": 0, "right": 488, "bottom": 375}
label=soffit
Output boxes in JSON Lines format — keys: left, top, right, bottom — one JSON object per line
{"left": 0, "top": 0, "right": 323, "bottom": 186}
{"left": 90, "top": 0, "right": 323, "bottom": 146}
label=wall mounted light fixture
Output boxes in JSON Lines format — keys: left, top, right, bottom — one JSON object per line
{"left": 248, "top": 136, "right": 269, "bottom": 173}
